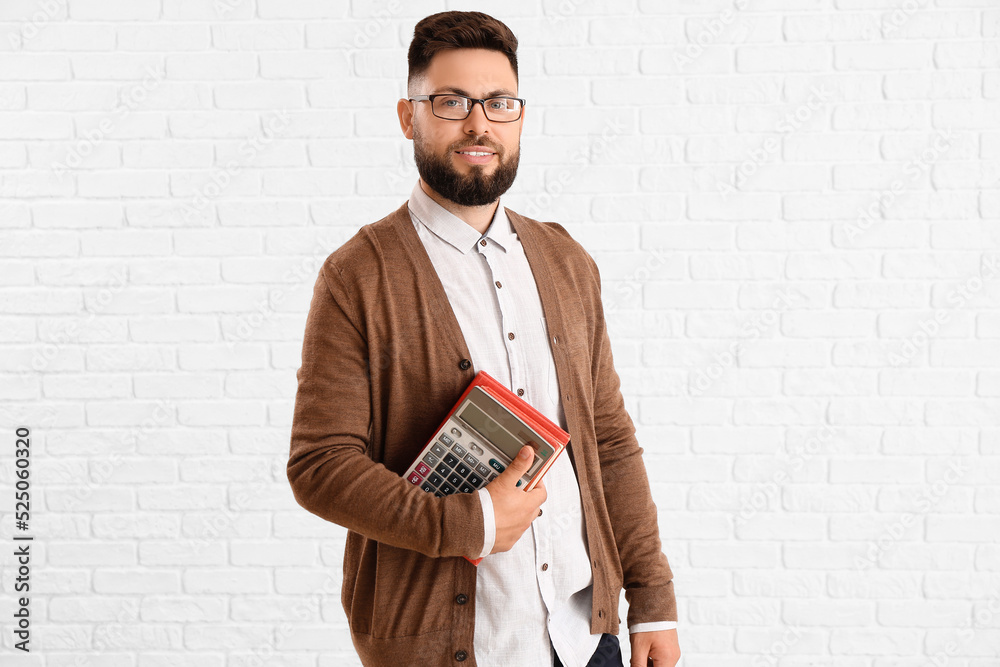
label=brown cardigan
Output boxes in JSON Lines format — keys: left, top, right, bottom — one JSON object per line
{"left": 286, "top": 200, "right": 676, "bottom": 666}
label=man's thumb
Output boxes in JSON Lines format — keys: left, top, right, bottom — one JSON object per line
{"left": 505, "top": 445, "right": 534, "bottom": 484}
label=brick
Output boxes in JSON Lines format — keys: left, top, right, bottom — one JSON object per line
{"left": 213, "top": 82, "right": 305, "bottom": 109}
{"left": 43, "top": 373, "right": 131, "bottom": 399}
{"left": 116, "top": 25, "right": 211, "bottom": 51}
{"left": 836, "top": 42, "right": 934, "bottom": 70}
{"left": 92, "top": 513, "right": 180, "bottom": 539}
{"left": 166, "top": 54, "right": 256, "bottom": 80}
{"left": 134, "top": 373, "right": 223, "bottom": 398}
{"left": 0, "top": 54, "right": 70, "bottom": 80}
{"left": 260, "top": 52, "right": 347, "bottom": 80}
{"left": 737, "top": 45, "right": 830, "bottom": 72}
{"left": 122, "top": 141, "right": 214, "bottom": 168}
{"left": 68, "top": 0, "right": 160, "bottom": 20}
{"left": 182, "top": 569, "right": 271, "bottom": 593}
{"left": 33, "top": 202, "right": 124, "bottom": 229}
{"left": 48, "top": 542, "right": 136, "bottom": 566}
{"left": 257, "top": 0, "right": 349, "bottom": 19}
{"left": 93, "top": 569, "right": 180, "bottom": 594}
{"left": 213, "top": 24, "right": 304, "bottom": 50}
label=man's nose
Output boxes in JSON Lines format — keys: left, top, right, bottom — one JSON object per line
{"left": 462, "top": 100, "right": 492, "bottom": 135}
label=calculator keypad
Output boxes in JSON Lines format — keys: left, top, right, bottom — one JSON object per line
{"left": 406, "top": 423, "right": 528, "bottom": 497}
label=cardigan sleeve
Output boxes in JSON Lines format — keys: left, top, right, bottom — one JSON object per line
{"left": 286, "top": 258, "right": 485, "bottom": 560}
{"left": 584, "top": 251, "right": 678, "bottom": 626}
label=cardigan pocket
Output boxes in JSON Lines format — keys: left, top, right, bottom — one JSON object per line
{"left": 368, "top": 544, "right": 453, "bottom": 638}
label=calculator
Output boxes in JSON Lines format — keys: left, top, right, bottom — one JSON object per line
{"left": 402, "top": 371, "right": 570, "bottom": 563}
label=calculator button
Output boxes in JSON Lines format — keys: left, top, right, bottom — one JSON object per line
{"left": 422, "top": 453, "right": 439, "bottom": 467}
{"left": 444, "top": 453, "right": 460, "bottom": 468}
{"left": 459, "top": 483, "right": 475, "bottom": 494}
{"left": 439, "top": 433, "right": 454, "bottom": 446}
{"left": 467, "top": 473, "right": 483, "bottom": 487}
{"left": 439, "top": 482, "right": 455, "bottom": 495}
{"left": 448, "top": 472, "right": 463, "bottom": 487}
{"left": 435, "top": 462, "right": 451, "bottom": 477}
{"left": 428, "top": 472, "right": 444, "bottom": 486}
{"left": 453, "top": 444, "right": 466, "bottom": 457}
{"left": 475, "top": 463, "right": 490, "bottom": 477}
{"left": 455, "top": 463, "right": 471, "bottom": 477}
{"left": 469, "top": 443, "right": 484, "bottom": 455}
{"left": 516, "top": 479, "right": 523, "bottom": 488}
{"left": 451, "top": 427, "right": 462, "bottom": 438}
{"left": 488, "top": 459, "right": 506, "bottom": 473}
{"left": 416, "top": 462, "right": 431, "bottom": 477}
{"left": 407, "top": 472, "right": 423, "bottom": 485}
{"left": 464, "top": 453, "right": 479, "bottom": 467}
{"left": 488, "top": 473, "right": 498, "bottom": 482}
{"left": 421, "top": 482, "right": 435, "bottom": 493}
{"left": 431, "top": 443, "right": 446, "bottom": 457}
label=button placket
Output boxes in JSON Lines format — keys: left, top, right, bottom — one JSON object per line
{"left": 483, "top": 244, "right": 526, "bottom": 397}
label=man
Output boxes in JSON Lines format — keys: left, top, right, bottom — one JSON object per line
{"left": 287, "top": 10, "right": 680, "bottom": 667}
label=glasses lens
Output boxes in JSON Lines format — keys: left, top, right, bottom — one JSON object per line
{"left": 484, "top": 97, "right": 522, "bottom": 122}
{"left": 432, "top": 95, "right": 470, "bottom": 119}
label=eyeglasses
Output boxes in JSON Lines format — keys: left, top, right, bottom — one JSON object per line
{"left": 409, "top": 94, "right": 525, "bottom": 123}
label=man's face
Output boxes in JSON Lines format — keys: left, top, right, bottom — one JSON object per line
{"left": 399, "top": 48, "right": 523, "bottom": 207}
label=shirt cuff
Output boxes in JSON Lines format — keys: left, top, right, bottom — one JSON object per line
{"left": 629, "top": 621, "right": 677, "bottom": 633}
{"left": 476, "top": 487, "right": 496, "bottom": 560}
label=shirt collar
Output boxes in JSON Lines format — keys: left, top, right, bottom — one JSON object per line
{"left": 408, "top": 179, "right": 514, "bottom": 255}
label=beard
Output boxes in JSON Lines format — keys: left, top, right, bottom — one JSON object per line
{"left": 412, "top": 126, "right": 520, "bottom": 207}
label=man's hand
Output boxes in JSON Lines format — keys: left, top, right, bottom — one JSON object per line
{"left": 629, "top": 629, "right": 680, "bottom": 667}
{"left": 485, "top": 445, "right": 547, "bottom": 554}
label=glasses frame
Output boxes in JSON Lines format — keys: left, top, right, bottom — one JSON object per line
{"left": 409, "top": 94, "right": 526, "bottom": 123}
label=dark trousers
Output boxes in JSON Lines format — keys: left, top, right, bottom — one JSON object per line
{"left": 553, "top": 632, "right": 623, "bottom": 667}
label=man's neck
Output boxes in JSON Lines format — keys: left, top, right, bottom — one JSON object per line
{"left": 419, "top": 179, "right": 499, "bottom": 236}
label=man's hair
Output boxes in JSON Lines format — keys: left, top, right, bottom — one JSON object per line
{"left": 407, "top": 11, "right": 518, "bottom": 95}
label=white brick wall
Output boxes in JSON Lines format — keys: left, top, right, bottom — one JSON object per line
{"left": 0, "top": 0, "right": 998, "bottom": 664}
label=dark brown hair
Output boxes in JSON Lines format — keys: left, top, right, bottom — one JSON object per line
{"left": 407, "top": 11, "right": 518, "bottom": 94}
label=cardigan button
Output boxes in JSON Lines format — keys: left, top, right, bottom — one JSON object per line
{"left": 598, "top": 609, "right": 604, "bottom": 619}
{"left": 459, "top": 358, "right": 471, "bottom": 370}
{"left": 455, "top": 649, "right": 468, "bottom": 661}
{"left": 455, "top": 594, "right": 468, "bottom": 605}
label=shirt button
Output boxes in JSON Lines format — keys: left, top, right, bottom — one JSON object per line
{"left": 495, "top": 280, "right": 502, "bottom": 288}
{"left": 479, "top": 239, "right": 486, "bottom": 246}
{"left": 517, "top": 388, "right": 524, "bottom": 396}
{"left": 456, "top": 649, "right": 468, "bottom": 661}
{"left": 541, "top": 563, "right": 548, "bottom": 571}
{"left": 455, "top": 594, "right": 468, "bottom": 605}
{"left": 508, "top": 332, "right": 515, "bottom": 340}
{"left": 458, "top": 358, "right": 471, "bottom": 370}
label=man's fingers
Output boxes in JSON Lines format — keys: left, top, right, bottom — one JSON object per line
{"left": 502, "top": 445, "right": 535, "bottom": 487}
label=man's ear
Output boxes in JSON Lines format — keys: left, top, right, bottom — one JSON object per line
{"left": 397, "top": 98, "right": 414, "bottom": 140}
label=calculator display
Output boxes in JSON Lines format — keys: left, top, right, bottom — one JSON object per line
{"left": 458, "top": 401, "right": 523, "bottom": 460}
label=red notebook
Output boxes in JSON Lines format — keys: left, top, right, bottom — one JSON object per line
{"left": 402, "top": 370, "right": 570, "bottom": 565}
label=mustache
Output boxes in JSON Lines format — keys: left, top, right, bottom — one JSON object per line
{"left": 453, "top": 141, "right": 502, "bottom": 154}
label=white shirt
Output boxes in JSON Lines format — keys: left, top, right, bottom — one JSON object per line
{"left": 407, "top": 179, "right": 675, "bottom": 667}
